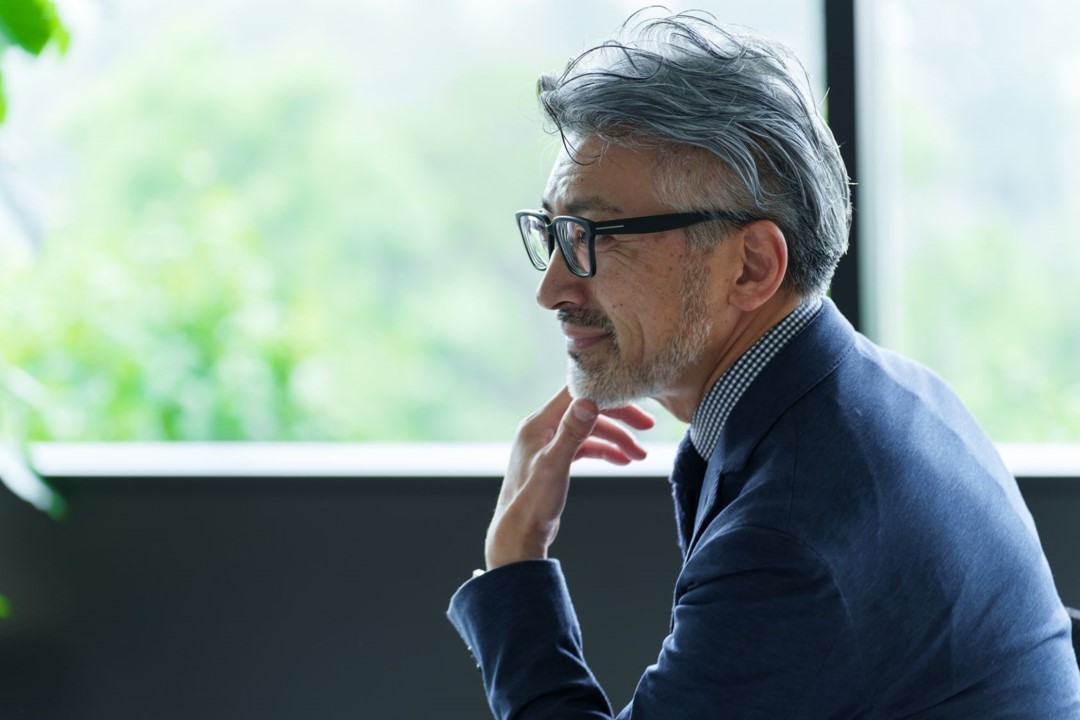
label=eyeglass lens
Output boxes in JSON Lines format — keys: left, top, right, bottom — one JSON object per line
{"left": 553, "top": 219, "right": 590, "bottom": 275}
{"left": 519, "top": 215, "right": 552, "bottom": 270}
{"left": 518, "top": 214, "right": 593, "bottom": 276}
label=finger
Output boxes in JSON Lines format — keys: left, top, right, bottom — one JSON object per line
{"left": 519, "top": 386, "right": 576, "bottom": 439}
{"left": 599, "top": 404, "right": 656, "bottom": 430}
{"left": 589, "top": 416, "right": 647, "bottom": 460}
{"left": 512, "top": 399, "right": 598, "bottom": 519}
{"left": 544, "top": 398, "right": 601, "bottom": 468}
{"left": 573, "top": 438, "right": 633, "bottom": 465}
{"left": 538, "top": 386, "right": 574, "bottom": 418}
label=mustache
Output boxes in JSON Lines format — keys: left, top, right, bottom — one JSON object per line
{"left": 556, "top": 308, "right": 615, "bottom": 333}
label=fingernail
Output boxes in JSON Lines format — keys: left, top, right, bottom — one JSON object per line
{"left": 572, "top": 402, "right": 596, "bottom": 423}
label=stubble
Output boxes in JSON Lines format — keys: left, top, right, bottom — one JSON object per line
{"left": 562, "top": 255, "right": 712, "bottom": 408}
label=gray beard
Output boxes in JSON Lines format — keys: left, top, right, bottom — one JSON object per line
{"left": 564, "top": 257, "right": 711, "bottom": 408}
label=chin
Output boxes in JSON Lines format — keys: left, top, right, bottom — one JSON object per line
{"left": 566, "top": 363, "right": 653, "bottom": 410}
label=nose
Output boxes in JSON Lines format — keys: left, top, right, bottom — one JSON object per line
{"left": 535, "top": 247, "right": 589, "bottom": 310}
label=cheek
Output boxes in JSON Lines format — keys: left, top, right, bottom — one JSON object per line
{"left": 606, "top": 271, "right": 687, "bottom": 353}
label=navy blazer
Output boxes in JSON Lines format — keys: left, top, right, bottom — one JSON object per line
{"left": 448, "top": 299, "right": 1080, "bottom": 718}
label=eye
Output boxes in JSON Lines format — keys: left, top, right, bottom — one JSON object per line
{"left": 562, "top": 223, "right": 587, "bottom": 247}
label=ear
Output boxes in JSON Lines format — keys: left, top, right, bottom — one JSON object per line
{"left": 728, "top": 220, "right": 788, "bottom": 312}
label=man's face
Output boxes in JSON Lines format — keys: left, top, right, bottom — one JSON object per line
{"left": 537, "top": 136, "right": 732, "bottom": 409}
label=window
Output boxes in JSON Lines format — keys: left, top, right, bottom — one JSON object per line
{"left": 859, "top": 0, "right": 1080, "bottom": 441}
{"left": 0, "top": 0, "right": 823, "bottom": 441}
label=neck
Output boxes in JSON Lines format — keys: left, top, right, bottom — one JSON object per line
{"left": 654, "top": 292, "right": 804, "bottom": 423}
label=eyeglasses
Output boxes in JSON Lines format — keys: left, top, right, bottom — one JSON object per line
{"left": 515, "top": 209, "right": 755, "bottom": 278}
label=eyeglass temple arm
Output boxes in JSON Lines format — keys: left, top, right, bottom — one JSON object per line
{"left": 592, "top": 211, "right": 753, "bottom": 235}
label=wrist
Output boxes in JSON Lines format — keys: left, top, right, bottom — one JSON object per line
{"left": 485, "top": 534, "right": 547, "bottom": 571}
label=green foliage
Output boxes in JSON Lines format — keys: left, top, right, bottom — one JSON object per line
{"left": 2, "top": 7, "right": 1074, "bottom": 444}
{"left": 0, "top": 19, "right": 563, "bottom": 441}
{"left": 890, "top": 84, "right": 1080, "bottom": 441}
{"left": 0, "top": 593, "right": 10, "bottom": 619}
{"left": 0, "top": 0, "right": 68, "bottom": 517}
{"left": 900, "top": 221, "right": 1080, "bottom": 441}
{"left": 0, "top": 0, "right": 68, "bottom": 123}
{"left": 0, "top": 0, "right": 69, "bottom": 54}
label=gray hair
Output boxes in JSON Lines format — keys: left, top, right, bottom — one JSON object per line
{"left": 537, "top": 12, "right": 851, "bottom": 297}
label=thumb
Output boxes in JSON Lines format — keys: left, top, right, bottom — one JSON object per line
{"left": 547, "top": 399, "right": 599, "bottom": 465}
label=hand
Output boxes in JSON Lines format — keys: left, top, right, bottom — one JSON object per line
{"left": 484, "top": 387, "right": 656, "bottom": 570}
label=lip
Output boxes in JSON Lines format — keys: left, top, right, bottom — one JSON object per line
{"left": 562, "top": 325, "right": 611, "bottom": 352}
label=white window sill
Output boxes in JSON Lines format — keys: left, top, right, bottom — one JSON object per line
{"left": 23, "top": 442, "right": 1080, "bottom": 479}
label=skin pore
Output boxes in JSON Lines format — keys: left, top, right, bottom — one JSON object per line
{"left": 536, "top": 135, "right": 801, "bottom": 422}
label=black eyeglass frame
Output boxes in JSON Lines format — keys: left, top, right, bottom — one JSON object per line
{"left": 515, "top": 209, "right": 758, "bottom": 278}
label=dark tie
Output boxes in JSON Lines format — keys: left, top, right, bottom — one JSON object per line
{"left": 669, "top": 433, "right": 708, "bottom": 557}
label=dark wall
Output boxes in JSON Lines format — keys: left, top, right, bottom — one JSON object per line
{"left": 0, "top": 472, "right": 1076, "bottom": 719}
{"left": 1021, "top": 477, "right": 1080, "bottom": 608}
{"left": 0, "top": 474, "right": 680, "bottom": 719}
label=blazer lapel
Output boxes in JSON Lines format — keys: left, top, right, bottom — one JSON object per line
{"left": 668, "top": 433, "right": 707, "bottom": 558}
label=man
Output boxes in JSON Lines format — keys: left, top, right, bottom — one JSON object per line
{"left": 447, "top": 13, "right": 1080, "bottom": 718}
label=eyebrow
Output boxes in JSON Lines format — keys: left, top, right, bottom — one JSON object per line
{"left": 541, "top": 195, "right": 624, "bottom": 217}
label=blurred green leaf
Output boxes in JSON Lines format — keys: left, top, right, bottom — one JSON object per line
{"left": 0, "top": 0, "right": 68, "bottom": 128}
{"left": 0, "top": 593, "right": 10, "bottom": 619}
{"left": 0, "top": 0, "right": 68, "bottom": 55}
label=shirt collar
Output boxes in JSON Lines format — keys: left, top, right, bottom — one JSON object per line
{"left": 689, "top": 297, "right": 823, "bottom": 459}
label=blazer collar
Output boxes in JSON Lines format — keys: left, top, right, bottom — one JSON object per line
{"left": 687, "top": 298, "right": 858, "bottom": 557}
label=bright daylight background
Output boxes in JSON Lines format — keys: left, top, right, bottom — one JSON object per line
{"left": 0, "top": 0, "right": 1076, "bottom": 444}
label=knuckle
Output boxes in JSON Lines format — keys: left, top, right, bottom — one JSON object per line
{"left": 515, "top": 413, "right": 545, "bottom": 442}
{"left": 559, "top": 418, "right": 590, "bottom": 445}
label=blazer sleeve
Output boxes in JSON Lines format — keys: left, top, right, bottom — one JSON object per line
{"left": 446, "top": 527, "right": 870, "bottom": 720}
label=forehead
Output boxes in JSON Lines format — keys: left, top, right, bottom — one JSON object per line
{"left": 542, "top": 136, "right": 664, "bottom": 216}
